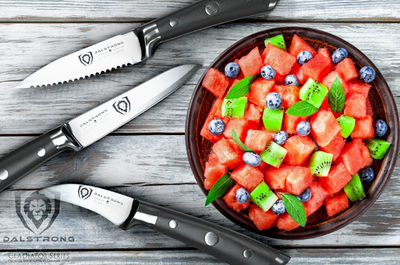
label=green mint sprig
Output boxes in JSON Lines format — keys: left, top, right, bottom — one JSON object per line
{"left": 328, "top": 77, "right": 346, "bottom": 113}
{"left": 282, "top": 193, "right": 307, "bottom": 227}
{"left": 205, "top": 173, "right": 235, "bottom": 206}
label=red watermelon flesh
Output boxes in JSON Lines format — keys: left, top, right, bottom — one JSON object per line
{"left": 204, "top": 153, "right": 227, "bottom": 190}
{"left": 304, "top": 182, "right": 330, "bottom": 216}
{"left": 301, "top": 53, "right": 332, "bottom": 82}
{"left": 350, "top": 115, "right": 374, "bottom": 139}
{"left": 333, "top": 58, "right": 358, "bottom": 81}
{"left": 353, "top": 139, "right": 373, "bottom": 168}
{"left": 202, "top": 68, "right": 229, "bottom": 98}
{"left": 245, "top": 129, "right": 273, "bottom": 153}
{"left": 325, "top": 190, "right": 349, "bottom": 217}
{"left": 319, "top": 163, "right": 352, "bottom": 194}
{"left": 288, "top": 34, "right": 317, "bottom": 58}
{"left": 322, "top": 71, "right": 350, "bottom": 95}
{"left": 223, "top": 184, "right": 250, "bottom": 213}
{"left": 265, "top": 164, "right": 295, "bottom": 190}
{"left": 263, "top": 43, "right": 297, "bottom": 76}
{"left": 290, "top": 62, "right": 307, "bottom": 84}
{"left": 230, "top": 164, "right": 264, "bottom": 192}
{"left": 286, "top": 166, "right": 313, "bottom": 195}
{"left": 336, "top": 141, "right": 363, "bottom": 175}
{"left": 310, "top": 110, "right": 342, "bottom": 147}
{"left": 238, "top": 46, "right": 264, "bottom": 77}
{"left": 223, "top": 119, "right": 251, "bottom": 142}
{"left": 282, "top": 113, "right": 308, "bottom": 134}
{"left": 348, "top": 79, "right": 371, "bottom": 98}
{"left": 320, "top": 132, "right": 346, "bottom": 161}
{"left": 200, "top": 98, "right": 229, "bottom": 143}
{"left": 318, "top": 48, "right": 334, "bottom": 68}
{"left": 244, "top": 103, "right": 263, "bottom": 124}
{"left": 248, "top": 78, "right": 275, "bottom": 108}
{"left": 274, "top": 85, "right": 300, "bottom": 108}
{"left": 283, "top": 135, "right": 316, "bottom": 166}
{"left": 343, "top": 92, "right": 367, "bottom": 119}
{"left": 212, "top": 138, "right": 243, "bottom": 169}
{"left": 249, "top": 204, "right": 279, "bottom": 230}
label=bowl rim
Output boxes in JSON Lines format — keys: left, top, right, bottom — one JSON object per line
{"left": 185, "top": 26, "right": 400, "bottom": 239}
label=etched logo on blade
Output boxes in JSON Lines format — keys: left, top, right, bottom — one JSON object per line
{"left": 78, "top": 186, "right": 93, "bottom": 200}
{"left": 78, "top": 52, "right": 93, "bottom": 66}
{"left": 15, "top": 190, "right": 60, "bottom": 235}
{"left": 113, "top": 96, "right": 131, "bottom": 115}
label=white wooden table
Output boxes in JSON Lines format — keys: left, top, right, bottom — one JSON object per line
{"left": 0, "top": 1, "right": 399, "bottom": 264}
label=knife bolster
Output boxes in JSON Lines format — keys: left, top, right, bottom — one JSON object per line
{"left": 49, "top": 126, "right": 81, "bottom": 152}
{"left": 120, "top": 200, "right": 159, "bottom": 230}
{"left": 133, "top": 23, "right": 162, "bottom": 61}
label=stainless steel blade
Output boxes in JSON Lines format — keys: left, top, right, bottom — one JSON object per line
{"left": 64, "top": 64, "right": 199, "bottom": 148}
{"left": 43, "top": 184, "right": 134, "bottom": 226}
{"left": 16, "top": 32, "right": 142, "bottom": 88}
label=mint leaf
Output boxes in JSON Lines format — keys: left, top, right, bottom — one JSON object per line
{"left": 225, "top": 74, "right": 259, "bottom": 99}
{"left": 328, "top": 77, "right": 346, "bottom": 113}
{"left": 282, "top": 193, "right": 307, "bottom": 227}
{"left": 286, "top": 101, "right": 318, "bottom": 117}
{"left": 205, "top": 173, "right": 235, "bottom": 206}
{"left": 231, "top": 129, "right": 253, "bottom": 152}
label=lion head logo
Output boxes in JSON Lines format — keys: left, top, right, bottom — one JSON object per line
{"left": 113, "top": 96, "right": 131, "bottom": 115}
{"left": 78, "top": 52, "right": 93, "bottom": 66}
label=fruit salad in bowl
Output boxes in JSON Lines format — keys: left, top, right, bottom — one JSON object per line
{"left": 186, "top": 27, "right": 399, "bottom": 239}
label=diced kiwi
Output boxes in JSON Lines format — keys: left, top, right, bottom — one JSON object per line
{"left": 250, "top": 181, "right": 278, "bottom": 212}
{"left": 262, "top": 106, "right": 284, "bottom": 133}
{"left": 299, "top": 78, "right": 329, "bottom": 108}
{"left": 336, "top": 115, "right": 356, "bottom": 138}
{"left": 344, "top": 173, "right": 365, "bottom": 202}
{"left": 365, "top": 138, "right": 391, "bottom": 159}
{"left": 260, "top": 141, "right": 287, "bottom": 168}
{"left": 264, "top": 34, "right": 286, "bottom": 51}
{"left": 221, "top": 97, "right": 248, "bottom": 118}
{"left": 308, "top": 151, "right": 333, "bottom": 177}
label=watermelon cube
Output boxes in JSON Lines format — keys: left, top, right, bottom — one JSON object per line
{"left": 286, "top": 166, "right": 313, "bottom": 195}
{"left": 204, "top": 153, "right": 227, "bottom": 190}
{"left": 231, "top": 164, "right": 264, "bottom": 192}
{"left": 202, "top": 68, "right": 229, "bottom": 98}
{"left": 223, "top": 119, "right": 251, "bottom": 142}
{"left": 336, "top": 141, "right": 363, "bottom": 175}
{"left": 200, "top": 98, "right": 228, "bottom": 143}
{"left": 301, "top": 54, "right": 332, "bottom": 82}
{"left": 264, "top": 164, "right": 295, "bottom": 190}
{"left": 290, "top": 62, "right": 307, "bottom": 84}
{"left": 276, "top": 212, "right": 302, "bottom": 231}
{"left": 288, "top": 34, "right": 317, "bottom": 58}
{"left": 274, "top": 85, "right": 300, "bottom": 108}
{"left": 353, "top": 139, "right": 373, "bottom": 168}
{"left": 244, "top": 103, "right": 263, "bottom": 124}
{"left": 244, "top": 130, "right": 273, "bottom": 152}
{"left": 283, "top": 135, "right": 316, "bottom": 166}
{"left": 263, "top": 43, "right": 297, "bottom": 76}
{"left": 350, "top": 115, "right": 374, "bottom": 139}
{"left": 310, "top": 110, "right": 342, "bottom": 147}
{"left": 248, "top": 204, "right": 279, "bottom": 230}
{"left": 317, "top": 48, "right": 334, "bottom": 69}
{"left": 223, "top": 184, "right": 250, "bottom": 213}
{"left": 282, "top": 113, "right": 308, "bottom": 134}
{"left": 348, "top": 79, "right": 371, "bottom": 98}
{"left": 320, "top": 132, "right": 346, "bottom": 161}
{"left": 325, "top": 190, "right": 349, "bottom": 217}
{"left": 319, "top": 163, "right": 352, "bottom": 194}
{"left": 333, "top": 58, "right": 358, "bottom": 81}
{"left": 248, "top": 78, "right": 275, "bottom": 107}
{"left": 304, "top": 182, "right": 330, "bottom": 216}
{"left": 322, "top": 71, "right": 350, "bottom": 95}
{"left": 212, "top": 138, "right": 243, "bottom": 168}
{"left": 238, "top": 46, "right": 264, "bottom": 77}
{"left": 343, "top": 92, "right": 367, "bottom": 119}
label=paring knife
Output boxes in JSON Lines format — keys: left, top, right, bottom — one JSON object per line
{"left": 43, "top": 184, "right": 290, "bottom": 265}
{"left": 0, "top": 64, "right": 200, "bottom": 192}
{"left": 17, "top": 0, "right": 279, "bottom": 88}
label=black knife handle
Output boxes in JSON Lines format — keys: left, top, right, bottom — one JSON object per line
{"left": 122, "top": 200, "right": 290, "bottom": 265}
{"left": 134, "top": 0, "right": 278, "bottom": 59}
{"left": 0, "top": 126, "right": 80, "bottom": 192}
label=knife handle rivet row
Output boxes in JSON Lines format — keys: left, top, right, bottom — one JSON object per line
{"left": 204, "top": 232, "right": 219, "bottom": 246}
{"left": 169, "top": 220, "right": 178, "bottom": 229}
{"left": 37, "top": 148, "right": 46, "bottom": 157}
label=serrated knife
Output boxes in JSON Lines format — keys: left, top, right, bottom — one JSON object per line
{"left": 16, "top": 0, "right": 279, "bottom": 88}
{"left": 0, "top": 64, "right": 199, "bottom": 192}
{"left": 43, "top": 184, "right": 290, "bottom": 265}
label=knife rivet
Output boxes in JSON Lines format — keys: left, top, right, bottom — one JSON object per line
{"left": 37, "top": 148, "right": 46, "bottom": 157}
{"left": 205, "top": 1, "right": 219, "bottom": 16}
{"left": 169, "top": 18, "right": 179, "bottom": 27}
{"left": 0, "top": 169, "right": 8, "bottom": 180}
{"left": 243, "top": 249, "right": 253, "bottom": 259}
{"left": 169, "top": 220, "right": 178, "bottom": 229}
{"left": 205, "top": 232, "right": 219, "bottom": 246}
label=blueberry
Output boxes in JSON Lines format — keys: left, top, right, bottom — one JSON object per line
{"left": 285, "top": 74, "right": 299, "bottom": 86}
{"left": 242, "top": 152, "right": 262, "bottom": 167}
{"left": 274, "top": 131, "right": 289, "bottom": 145}
{"left": 331, "top": 48, "right": 348, "bottom": 64}
{"left": 375, "top": 119, "right": 388, "bottom": 137}
{"left": 208, "top": 118, "right": 225, "bottom": 135}
{"left": 224, "top": 62, "right": 241, "bottom": 79}
{"left": 360, "top": 167, "right": 375, "bottom": 182}
{"left": 297, "top": 51, "right": 313, "bottom": 66}
{"left": 359, "top": 66, "right": 376, "bottom": 83}
{"left": 265, "top": 92, "right": 282, "bottom": 109}
{"left": 261, "top": 65, "right": 276, "bottom": 80}
{"left": 297, "top": 121, "right": 311, "bottom": 136}
{"left": 271, "top": 200, "right": 286, "bottom": 215}
{"left": 296, "top": 188, "right": 312, "bottom": 202}
{"left": 236, "top": 188, "right": 250, "bottom": 203}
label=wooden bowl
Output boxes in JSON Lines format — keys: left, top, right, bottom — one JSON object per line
{"left": 186, "top": 27, "right": 399, "bottom": 239}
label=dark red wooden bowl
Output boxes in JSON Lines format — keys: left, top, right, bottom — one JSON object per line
{"left": 186, "top": 27, "right": 399, "bottom": 239}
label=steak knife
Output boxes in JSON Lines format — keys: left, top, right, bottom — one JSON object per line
{"left": 0, "top": 64, "right": 199, "bottom": 192}
{"left": 16, "top": 0, "right": 279, "bottom": 88}
{"left": 43, "top": 184, "right": 290, "bottom": 265}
